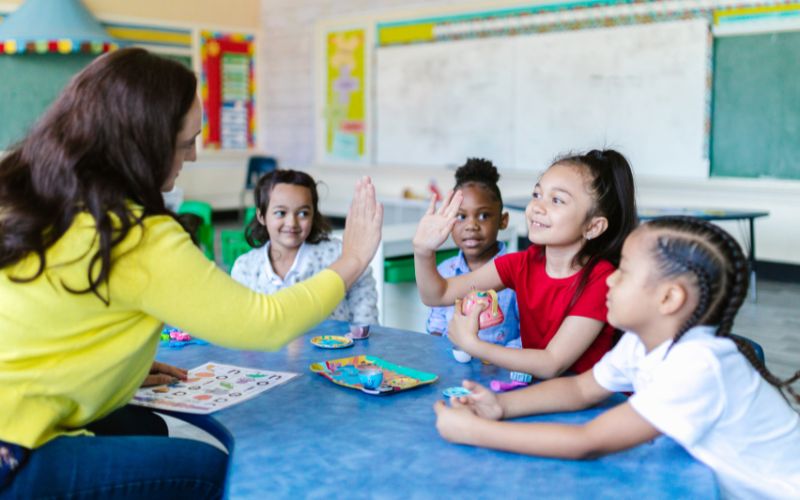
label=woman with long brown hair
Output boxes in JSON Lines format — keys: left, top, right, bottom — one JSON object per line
{"left": 0, "top": 48, "right": 382, "bottom": 498}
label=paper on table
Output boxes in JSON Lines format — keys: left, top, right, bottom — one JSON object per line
{"left": 131, "top": 361, "right": 298, "bottom": 414}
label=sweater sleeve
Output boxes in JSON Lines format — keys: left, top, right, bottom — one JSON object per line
{"left": 117, "top": 216, "right": 346, "bottom": 350}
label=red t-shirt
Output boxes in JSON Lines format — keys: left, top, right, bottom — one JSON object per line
{"left": 494, "top": 245, "right": 615, "bottom": 373}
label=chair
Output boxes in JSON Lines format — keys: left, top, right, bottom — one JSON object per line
{"left": 220, "top": 229, "right": 254, "bottom": 271}
{"left": 177, "top": 200, "right": 215, "bottom": 261}
{"left": 730, "top": 334, "right": 765, "bottom": 364}
{"left": 244, "top": 206, "right": 257, "bottom": 225}
{"left": 239, "top": 156, "right": 278, "bottom": 220}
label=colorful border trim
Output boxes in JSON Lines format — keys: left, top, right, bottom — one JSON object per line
{"left": 0, "top": 39, "right": 116, "bottom": 54}
{"left": 105, "top": 23, "right": 191, "bottom": 48}
{"left": 0, "top": 13, "right": 190, "bottom": 52}
{"left": 377, "top": 1, "right": 800, "bottom": 46}
{"left": 715, "top": 3, "right": 800, "bottom": 24}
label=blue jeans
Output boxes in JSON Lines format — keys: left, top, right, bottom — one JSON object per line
{"left": 1, "top": 435, "right": 227, "bottom": 499}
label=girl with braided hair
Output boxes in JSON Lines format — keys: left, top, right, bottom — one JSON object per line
{"left": 434, "top": 216, "right": 799, "bottom": 498}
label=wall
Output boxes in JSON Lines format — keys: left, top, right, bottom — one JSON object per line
{"left": 258, "top": 0, "right": 800, "bottom": 266}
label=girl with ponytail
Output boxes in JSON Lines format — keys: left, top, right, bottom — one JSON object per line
{"left": 414, "top": 150, "right": 637, "bottom": 378}
{"left": 434, "top": 216, "right": 800, "bottom": 499}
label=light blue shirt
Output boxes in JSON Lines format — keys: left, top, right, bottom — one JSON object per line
{"left": 425, "top": 242, "right": 520, "bottom": 347}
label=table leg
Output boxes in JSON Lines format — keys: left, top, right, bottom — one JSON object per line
{"left": 748, "top": 217, "right": 757, "bottom": 302}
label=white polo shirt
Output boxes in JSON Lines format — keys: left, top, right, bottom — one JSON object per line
{"left": 593, "top": 326, "right": 800, "bottom": 499}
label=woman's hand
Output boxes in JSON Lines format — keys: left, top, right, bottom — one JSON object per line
{"left": 412, "top": 190, "right": 463, "bottom": 255}
{"left": 332, "top": 177, "right": 384, "bottom": 288}
{"left": 141, "top": 361, "right": 188, "bottom": 387}
{"left": 433, "top": 397, "right": 482, "bottom": 445}
{"left": 447, "top": 298, "right": 484, "bottom": 353}
{"left": 459, "top": 380, "right": 504, "bottom": 421}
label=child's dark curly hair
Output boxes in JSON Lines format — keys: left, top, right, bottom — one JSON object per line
{"left": 454, "top": 158, "right": 503, "bottom": 207}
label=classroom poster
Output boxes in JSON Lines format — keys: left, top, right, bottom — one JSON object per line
{"left": 131, "top": 362, "right": 297, "bottom": 414}
{"left": 200, "top": 31, "right": 256, "bottom": 150}
{"left": 325, "top": 28, "right": 366, "bottom": 161}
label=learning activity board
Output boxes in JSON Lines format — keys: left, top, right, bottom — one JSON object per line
{"left": 132, "top": 362, "right": 298, "bottom": 414}
{"left": 310, "top": 355, "right": 437, "bottom": 395}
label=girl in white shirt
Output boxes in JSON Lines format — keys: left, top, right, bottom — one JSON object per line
{"left": 434, "top": 216, "right": 799, "bottom": 499}
{"left": 232, "top": 169, "right": 378, "bottom": 325}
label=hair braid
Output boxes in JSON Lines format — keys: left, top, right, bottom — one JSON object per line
{"left": 700, "top": 221, "right": 750, "bottom": 337}
{"left": 674, "top": 261, "right": 712, "bottom": 344}
{"left": 647, "top": 216, "right": 799, "bottom": 405}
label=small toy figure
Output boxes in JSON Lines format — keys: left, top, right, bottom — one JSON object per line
{"left": 460, "top": 289, "right": 504, "bottom": 329}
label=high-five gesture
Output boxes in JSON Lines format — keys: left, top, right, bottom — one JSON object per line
{"left": 412, "top": 190, "right": 463, "bottom": 255}
{"left": 331, "top": 177, "right": 384, "bottom": 289}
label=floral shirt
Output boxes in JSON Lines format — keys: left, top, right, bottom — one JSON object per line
{"left": 231, "top": 237, "right": 378, "bottom": 325}
{"left": 426, "top": 242, "right": 521, "bottom": 347}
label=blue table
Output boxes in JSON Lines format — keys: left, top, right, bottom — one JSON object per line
{"left": 156, "top": 322, "right": 718, "bottom": 499}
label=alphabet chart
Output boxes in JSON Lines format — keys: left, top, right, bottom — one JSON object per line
{"left": 131, "top": 362, "right": 298, "bottom": 414}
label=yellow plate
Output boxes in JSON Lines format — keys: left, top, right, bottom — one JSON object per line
{"left": 310, "top": 335, "right": 354, "bottom": 349}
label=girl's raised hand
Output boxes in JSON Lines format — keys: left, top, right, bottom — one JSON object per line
{"left": 412, "top": 190, "right": 463, "bottom": 255}
{"left": 459, "top": 380, "right": 504, "bottom": 421}
{"left": 335, "top": 177, "right": 384, "bottom": 289}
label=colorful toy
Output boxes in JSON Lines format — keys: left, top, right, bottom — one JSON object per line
{"left": 461, "top": 289, "right": 504, "bottom": 329}
{"left": 310, "top": 335, "right": 354, "bottom": 349}
{"left": 451, "top": 349, "right": 472, "bottom": 363}
{"left": 358, "top": 367, "right": 383, "bottom": 390}
{"left": 160, "top": 326, "right": 208, "bottom": 349}
{"left": 489, "top": 380, "right": 528, "bottom": 392}
{"left": 442, "top": 386, "right": 472, "bottom": 398}
{"left": 348, "top": 323, "right": 370, "bottom": 340}
{"left": 310, "top": 355, "right": 438, "bottom": 396}
{"left": 509, "top": 371, "right": 533, "bottom": 383}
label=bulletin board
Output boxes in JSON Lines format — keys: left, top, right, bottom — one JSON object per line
{"left": 324, "top": 28, "right": 367, "bottom": 162}
{"left": 200, "top": 30, "right": 256, "bottom": 150}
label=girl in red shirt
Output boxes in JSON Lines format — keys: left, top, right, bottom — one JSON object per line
{"left": 413, "top": 150, "right": 637, "bottom": 378}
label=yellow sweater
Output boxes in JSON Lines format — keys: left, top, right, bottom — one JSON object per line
{"left": 0, "top": 212, "right": 345, "bottom": 448}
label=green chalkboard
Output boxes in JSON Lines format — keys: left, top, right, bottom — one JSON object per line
{"left": 0, "top": 54, "right": 97, "bottom": 149}
{"left": 711, "top": 32, "right": 800, "bottom": 180}
{"left": 0, "top": 53, "right": 192, "bottom": 150}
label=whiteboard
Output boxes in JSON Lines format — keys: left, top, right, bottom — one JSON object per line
{"left": 375, "top": 19, "right": 710, "bottom": 178}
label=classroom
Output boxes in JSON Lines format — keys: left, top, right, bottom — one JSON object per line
{"left": 1, "top": 0, "right": 799, "bottom": 498}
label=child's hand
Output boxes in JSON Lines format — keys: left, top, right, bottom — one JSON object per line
{"left": 334, "top": 177, "right": 384, "bottom": 288}
{"left": 433, "top": 397, "right": 481, "bottom": 445}
{"left": 412, "top": 190, "right": 463, "bottom": 254}
{"left": 459, "top": 380, "right": 504, "bottom": 421}
{"left": 447, "top": 298, "right": 485, "bottom": 352}
{"left": 141, "top": 361, "right": 188, "bottom": 387}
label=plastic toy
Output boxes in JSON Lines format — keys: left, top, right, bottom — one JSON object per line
{"left": 509, "top": 371, "right": 533, "bottom": 383}
{"left": 452, "top": 349, "right": 472, "bottom": 363}
{"left": 461, "top": 289, "right": 504, "bottom": 329}
{"left": 349, "top": 323, "right": 370, "bottom": 340}
{"left": 489, "top": 380, "right": 528, "bottom": 392}
{"left": 442, "top": 386, "right": 472, "bottom": 398}
{"left": 358, "top": 367, "right": 383, "bottom": 390}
